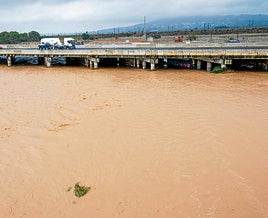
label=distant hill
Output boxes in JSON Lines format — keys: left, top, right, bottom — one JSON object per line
{"left": 93, "top": 14, "right": 268, "bottom": 34}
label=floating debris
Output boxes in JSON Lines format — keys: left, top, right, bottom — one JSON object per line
{"left": 74, "top": 183, "right": 90, "bottom": 198}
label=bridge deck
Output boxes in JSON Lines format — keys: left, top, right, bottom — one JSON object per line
{"left": 1, "top": 47, "right": 268, "bottom": 59}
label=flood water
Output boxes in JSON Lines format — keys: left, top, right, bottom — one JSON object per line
{"left": 0, "top": 66, "right": 268, "bottom": 217}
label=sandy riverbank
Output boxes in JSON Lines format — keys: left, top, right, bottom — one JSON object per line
{"left": 0, "top": 66, "right": 268, "bottom": 217}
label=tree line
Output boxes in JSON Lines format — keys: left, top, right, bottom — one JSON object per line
{"left": 0, "top": 31, "right": 41, "bottom": 44}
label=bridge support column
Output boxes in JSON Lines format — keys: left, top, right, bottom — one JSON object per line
{"left": 93, "top": 59, "right": 98, "bottom": 69}
{"left": 264, "top": 62, "right": 268, "bottom": 71}
{"left": 132, "top": 59, "right": 135, "bottom": 68}
{"left": 136, "top": 59, "right": 140, "bottom": 68}
{"left": 44, "top": 57, "right": 52, "bottom": 67}
{"left": 196, "top": 60, "right": 201, "bottom": 70}
{"left": 89, "top": 60, "right": 93, "bottom": 68}
{"left": 219, "top": 59, "right": 226, "bottom": 68}
{"left": 192, "top": 59, "right": 195, "bottom": 68}
{"left": 150, "top": 59, "right": 157, "bottom": 71}
{"left": 84, "top": 58, "right": 89, "bottom": 67}
{"left": 117, "top": 58, "right": 120, "bottom": 67}
{"left": 7, "top": 56, "right": 12, "bottom": 67}
{"left": 142, "top": 60, "right": 146, "bottom": 69}
{"left": 151, "top": 62, "right": 155, "bottom": 71}
{"left": 206, "top": 62, "right": 212, "bottom": 72}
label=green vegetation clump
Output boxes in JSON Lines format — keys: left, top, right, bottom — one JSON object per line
{"left": 74, "top": 183, "right": 90, "bottom": 198}
{"left": 67, "top": 183, "right": 91, "bottom": 198}
{"left": 212, "top": 66, "right": 227, "bottom": 73}
{"left": 81, "top": 32, "right": 90, "bottom": 40}
{"left": 0, "top": 31, "right": 40, "bottom": 44}
{"left": 186, "top": 34, "right": 198, "bottom": 41}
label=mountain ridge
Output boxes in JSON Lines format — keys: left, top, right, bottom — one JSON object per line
{"left": 93, "top": 14, "right": 268, "bottom": 34}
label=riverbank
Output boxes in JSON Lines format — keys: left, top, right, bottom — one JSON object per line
{"left": 0, "top": 67, "right": 268, "bottom": 217}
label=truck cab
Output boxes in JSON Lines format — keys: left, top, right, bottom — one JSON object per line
{"left": 64, "top": 38, "right": 76, "bottom": 49}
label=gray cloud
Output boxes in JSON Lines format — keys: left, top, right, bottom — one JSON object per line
{"left": 0, "top": 0, "right": 267, "bottom": 33}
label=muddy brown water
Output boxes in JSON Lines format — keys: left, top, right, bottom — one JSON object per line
{"left": 0, "top": 66, "right": 268, "bottom": 218}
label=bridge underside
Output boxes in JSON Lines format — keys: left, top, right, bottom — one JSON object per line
{"left": 1, "top": 55, "right": 267, "bottom": 72}
{"left": 1, "top": 48, "right": 267, "bottom": 71}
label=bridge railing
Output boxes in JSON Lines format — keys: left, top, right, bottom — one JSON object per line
{"left": 0, "top": 49, "right": 267, "bottom": 58}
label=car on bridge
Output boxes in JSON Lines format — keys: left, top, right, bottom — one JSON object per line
{"left": 0, "top": 45, "right": 3, "bottom": 49}
{"left": 228, "top": 39, "right": 240, "bottom": 43}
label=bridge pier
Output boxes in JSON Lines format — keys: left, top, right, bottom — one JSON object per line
{"left": 151, "top": 62, "right": 155, "bottom": 71}
{"left": 142, "top": 60, "right": 146, "bottom": 69}
{"left": 89, "top": 60, "right": 93, "bottom": 68}
{"left": 196, "top": 60, "right": 201, "bottom": 70}
{"left": 219, "top": 59, "right": 227, "bottom": 68}
{"left": 84, "top": 58, "right": 89, "bottom": 67}
{"left": 88, "top": 57, "right": 99, "bottom": 69}
{"left": 94, "top": 61, "right": 98, "bottom": 69}
{"left": 136, "top": 59, "right": 140, "bottom": 68}
{"left": 7, "top": 55, "right": 12, "bottom": 67}
{"left": 117, "top": 58, "right": 120, "bottom": 67}
{"left": 192, "top": 59, "right": 196, "bottom": 68}
{"left": 150, "top": 59, "right": 158, "bottom": 71}
{"left": 131, "top": 59, "right": 135, "bottom": 68}
{"left": 44, "top": 57, "right": 52, "bottom": 67}
{"left": 206, "top": 62, "right": 212, "bottom": 71}
{"left": 264, "top": 62, "right": 268, "bottom": 71}
{"left": 93, "top": 58, "right": 99, "bottom": 69}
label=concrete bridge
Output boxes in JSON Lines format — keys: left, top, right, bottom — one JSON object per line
{"left": 1, "top": 45, "right": 268, "bottom": 71}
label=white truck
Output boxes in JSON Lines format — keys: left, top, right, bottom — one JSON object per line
{"left": 40, "top": 38, "right": 62, "bottom": 45}
{"left": 38, "top": 38, "right": 63, "bottom": 50}
{"left": 64, "top": 37, "right": 76, "bottom": 49}
{"left": 38, "top": 37, "right": 76, "bottom": 50}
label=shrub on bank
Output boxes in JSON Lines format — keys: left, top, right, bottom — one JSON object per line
{"left": 212, "top": 66, "right": 227, "bottom": 73}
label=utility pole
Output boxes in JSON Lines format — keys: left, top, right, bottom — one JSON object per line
{"left": 143, "top": 16, "right": 147, "bottom": 41}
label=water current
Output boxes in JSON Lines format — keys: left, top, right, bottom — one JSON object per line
{"left": 0, "top": 66, "right": 267, "bottom": 217}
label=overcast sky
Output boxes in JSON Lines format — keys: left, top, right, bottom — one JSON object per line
{"left": 0, "top": 0, "right": 267, "bottom": 34}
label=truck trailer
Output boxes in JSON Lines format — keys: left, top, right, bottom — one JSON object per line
{"left": 38, "top": 38, "right": 76, "bottom": 50}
